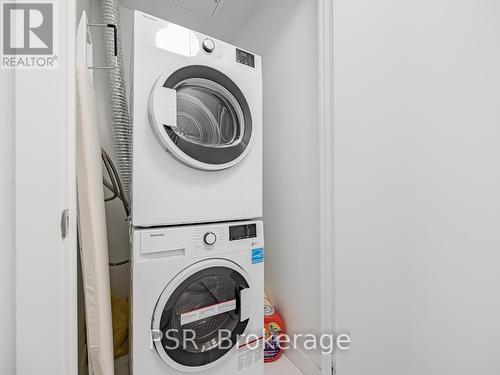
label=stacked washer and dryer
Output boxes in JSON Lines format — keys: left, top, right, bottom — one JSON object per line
{"left": 130, "top": 11, "right": 264, "bottom": 375}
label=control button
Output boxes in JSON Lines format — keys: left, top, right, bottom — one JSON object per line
{"left": 202, "top": 38, "right": 216, "bottom": 53}
{"left": 203, "top": 232, "right": 217, "bottom": 246}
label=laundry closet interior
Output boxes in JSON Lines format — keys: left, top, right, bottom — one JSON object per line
{"left": 75, "top": 0, "right": 323, "bottom": 374}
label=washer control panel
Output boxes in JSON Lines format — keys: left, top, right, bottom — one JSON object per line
{"left": 136, "top": 221, "right": 264, "bottom": 261}
{"left": 135, "top": 221, "right": 263, "bottom": 259}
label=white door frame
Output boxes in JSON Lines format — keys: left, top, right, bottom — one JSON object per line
{"left": 318, "top": 0, "right": 335, "bottom": 374}
{"left": 14, "top": 0, "right": 77, "bottom": 374}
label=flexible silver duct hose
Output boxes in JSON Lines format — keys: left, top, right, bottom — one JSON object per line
{"left": 100, "top": 0, "right": 132, "bottom": 203}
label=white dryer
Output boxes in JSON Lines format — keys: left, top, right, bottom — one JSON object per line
{"left": 131, "top": 221, "right": 265, "bottom": 374}
{"left": 132, "top": 11, "right": 263, "bottom": 227}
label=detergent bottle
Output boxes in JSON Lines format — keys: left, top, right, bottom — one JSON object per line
{"left": 264, "top": 293, "right": 286, "bottom": 363}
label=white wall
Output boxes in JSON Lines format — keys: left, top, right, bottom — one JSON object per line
{"left": 119, "top": 0, "right": 264, "bottom": 43}
{"left": 77, "top": 0, "right": 90, "bottom": 18}
{"left": 334, "top": 1, "right": 500, "bottom": 374}
{"left": 236, "top": 1, "right": 322, "bottom": 373}
{"left": 0, "top": 68, "right": 16, "bottom": 375}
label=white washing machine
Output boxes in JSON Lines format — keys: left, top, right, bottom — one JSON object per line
{"left": 131, "top": 221, "right": 265, "bottom": 374}
{"left": 132, "top": 11, "right": 263, "bottom": 227}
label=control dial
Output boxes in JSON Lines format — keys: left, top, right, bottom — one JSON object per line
{"left": 203, "top": 232, "right": 217, "bottom": 246}
{"left": 202, "top": 38, "right": 216, "bottom": 53}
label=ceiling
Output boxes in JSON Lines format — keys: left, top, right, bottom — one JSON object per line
{"left": 119, "top": 0, "right": 266, "bottom": 42}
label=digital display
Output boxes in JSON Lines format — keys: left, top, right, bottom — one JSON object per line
{"left": 230, "top": 225, "right": 245, "bottom": 240}
{"left": 236, "top": 48, "right": 255, "bottom": 68}
{"left": 248, "top": 224, "right": 257, "bottom": 238}
{"left": 230, "top": 224, "right": 257, "bottom": 241}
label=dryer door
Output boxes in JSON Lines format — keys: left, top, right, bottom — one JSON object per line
{"left": 152, "top": 259, "right": 252, "bottom": 371}
{"left": 149, "top": 65, "right": 254, "bottom": 171}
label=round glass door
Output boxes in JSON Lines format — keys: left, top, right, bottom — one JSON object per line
{"left": 175, "top": 79, "right": 243, "bottom": 148}
{"left": 149, "top": 65, "right": 253, "bottom": 170}
{"left": 153, "top": 266, "right": 250, "bottom": 369}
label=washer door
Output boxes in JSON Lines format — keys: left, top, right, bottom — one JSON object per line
{"left": 152, "top": 259, "right": 252, "bottom": 372}
{"left": 149, "top": 65, "right": 254, "bottom": 171}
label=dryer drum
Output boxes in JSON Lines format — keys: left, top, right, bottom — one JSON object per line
{"left": 175, "top": 80, "right": 243, "bottom": 148}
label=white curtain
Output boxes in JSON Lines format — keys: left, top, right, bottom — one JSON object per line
{"left": 76, "top": 64, "right": 115, "bottom": 375}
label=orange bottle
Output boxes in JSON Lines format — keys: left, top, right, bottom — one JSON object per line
{"left": 264, "top": 293, "right": 286, "bottom": 363}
